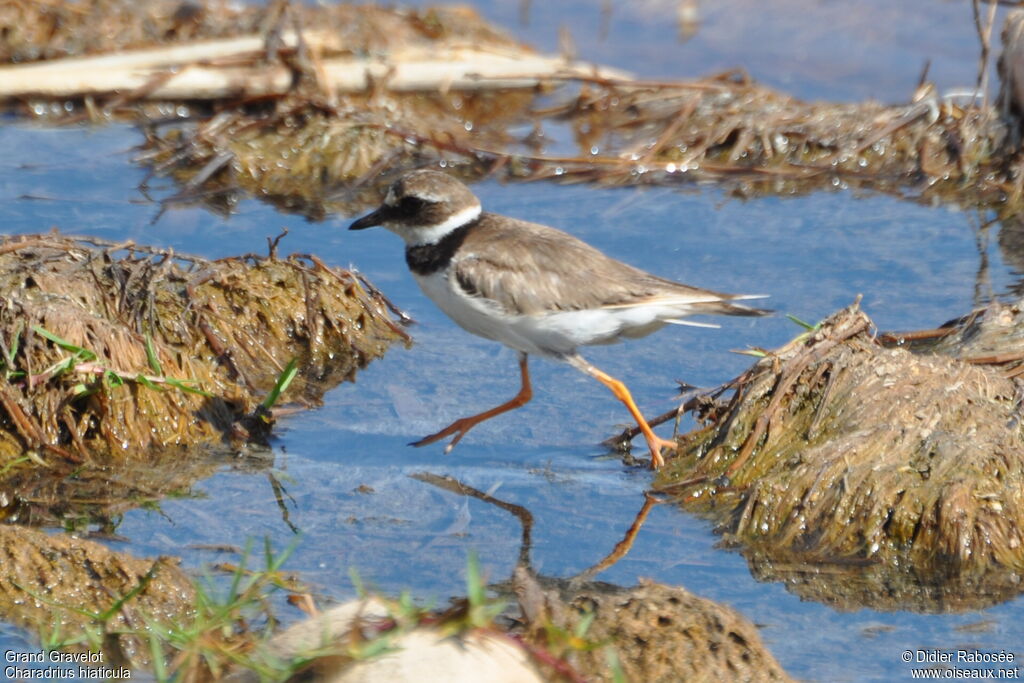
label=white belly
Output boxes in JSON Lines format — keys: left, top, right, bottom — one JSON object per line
{"left": 414, "top": 270, "right": 540, "bottom": 352}
{"left": 414, "top": 270, "right": 670, "bottom": 357}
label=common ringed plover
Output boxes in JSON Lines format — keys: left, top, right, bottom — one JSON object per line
{"left": 350, "top": 170, "right": 768, "bottom": 468}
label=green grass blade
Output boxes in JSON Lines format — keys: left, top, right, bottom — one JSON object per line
{"left": 96, "top": 563, "right": 159, "bottom": 621}
{"left": 13, "top": 581, "right": 104, "bottom": 621}
{"left": 33, "top": 326, "right": 97, "bottom": 361}
{"left": 466, "top": 551, "right": 485, "bottom": 608}
{"left": 145, "top": 333, "right": 163, "bottom": 375}
{"left": 785, "top": 314, "right": 819, "bottom": 331}
{"left": 349, "top": 567, "right": 366, "bottom": 598}
{"left": 136, "top": 374, "right": 165, "bottom": 392}
{"left": 227, "top": 540, "right": 253, "bottom": 605}
{"left": 573, "top": 610, "right": 596, "bottom": 639}
{"left": 261, "top": 357, "right": 299, "bottom": 410}
{"left": 353, "top": 634, "right": 396, "bottom": 661}
{"left": 0, "top": 455, "right": 29, "bottom": 477}
{"left": 607, "top": 648, "right": 628, "bottom": 683}
{"left": 147, "top": 629, "right": 168, "bottom": 682}
{"left": 42, "top": 355, "right": 78, "bottom": 377}
{"left": 7, "top": 320, "right": 22, "bottom": 366}
{"left": 163, "top": 377, "right": 212, "bottom": 398}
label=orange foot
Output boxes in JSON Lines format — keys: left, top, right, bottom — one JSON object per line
{"left": 409, "top": 417, "right": 478, "bottom": 454}
{"left": 410, "top": 353, "right": 533, "bottom": 455}
{"left": 644, "top": 435, "right": 677, "bottom": 469}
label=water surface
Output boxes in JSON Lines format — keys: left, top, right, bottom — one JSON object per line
{"left": 1, "top": 2, "right": 1022, "bottom": 681}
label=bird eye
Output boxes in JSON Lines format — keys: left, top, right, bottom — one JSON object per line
{"left": 398, "top": 196, "right": 427, "bottom": 214}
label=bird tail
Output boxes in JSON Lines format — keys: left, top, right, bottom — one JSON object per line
{"left": 690, "top": 294, "right": 772, "bottom": 318}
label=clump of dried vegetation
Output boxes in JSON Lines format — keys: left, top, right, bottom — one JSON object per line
{"left": 0, "top": 524, "right": 195, "bottom": 670}
{"left": 0, "top": 233, "right": 406, "bottom": 525}
{"left": 657, "top": 300, "right": 1024, "bottom": 611}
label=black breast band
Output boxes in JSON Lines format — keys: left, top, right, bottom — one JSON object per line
{"left": 405, "top": 218, "right": 480, "bottom": 275}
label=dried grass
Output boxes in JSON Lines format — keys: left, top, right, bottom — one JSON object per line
{"left": 0, "top": 233, "right": 405, "bottom": 495}
{"left": 658, "top": 301, "right": 1024, "bottom": 610}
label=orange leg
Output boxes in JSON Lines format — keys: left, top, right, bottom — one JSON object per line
{"left": 411, "top": 352, "right": 532, "bottom": 453}
{"left": 567, "top": 355, "right": 674, "bottom": 469}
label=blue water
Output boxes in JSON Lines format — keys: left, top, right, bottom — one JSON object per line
{"left": 1, "top": 1, "right": 1023, "bottom": 681}
{"left": 405, "top": 0, "right": 984, "bottom": 103}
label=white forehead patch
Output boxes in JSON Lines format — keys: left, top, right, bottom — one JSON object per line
{"left": 413, "top": 190, "right": 446, "bottom": 202}
{"left": 384, "top": 187, "right": 397, "bottom": 206}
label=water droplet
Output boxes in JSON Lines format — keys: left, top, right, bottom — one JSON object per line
{"left": 590, "top": 145, "right": 599, "bottom": 155}
{"left": 463, "top": 121, "right": 473, "bottom": 131}
{"left": 665, "top": 163, "right": 677, "bottom": 173}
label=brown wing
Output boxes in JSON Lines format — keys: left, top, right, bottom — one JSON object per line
{"left": 450, "top": 213, "right": 749, "bottom": 316}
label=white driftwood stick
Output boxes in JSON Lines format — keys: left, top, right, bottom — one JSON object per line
{"left": 0, "top": 38, "right": 631, "bottom": 99}
{"left": 1, "top": 29, "right": 337, "bottom": 74}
